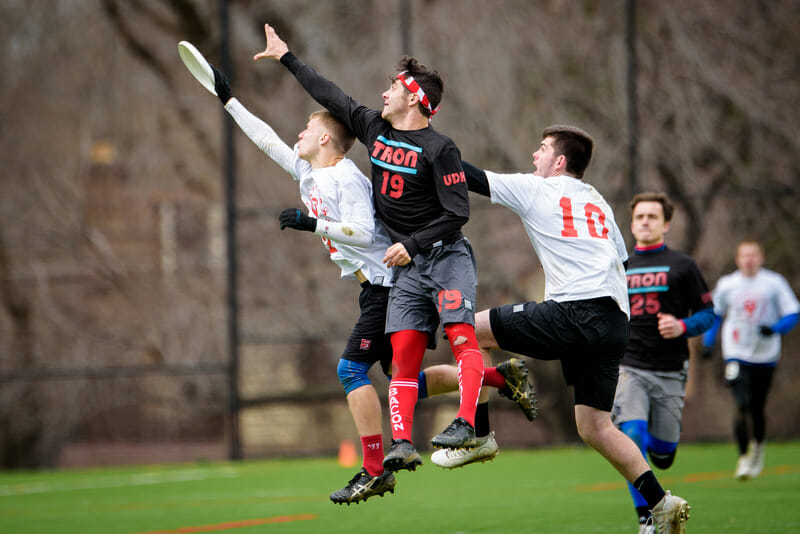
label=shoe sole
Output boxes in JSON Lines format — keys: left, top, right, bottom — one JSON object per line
{"left": 499, "top": 359, "right": 538, "bottom": 421}
{"left": 331, "top": 487, "right": 395, "bottom": 505}
{"left": 433, "top": 451, "right": 499, "bottom": 469}
{"left": 383, "top": 455, "right": 423, "bottom": 472}
{"left": 675, "top": 502, "right": 691, "bottom": 534}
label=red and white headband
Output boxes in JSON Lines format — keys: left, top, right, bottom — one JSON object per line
{"left": 397, "top": 71, "right": 441, "bottom": 118}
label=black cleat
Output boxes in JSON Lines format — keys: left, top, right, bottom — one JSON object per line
{"left": 497, "top": 358, "right": 538, "bottom": 421}
{"left": 382, "top": 439, "right": 423, "bottom": 472}
{"left": 430, "top": 417, "right": 477, "bottom": 449}
{"left": 330, "top": 468, "right": 396, "bottom": 505}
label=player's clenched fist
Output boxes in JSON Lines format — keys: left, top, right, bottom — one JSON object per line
{"left": 383, "top": 243, "right": 411, "bottom": 267}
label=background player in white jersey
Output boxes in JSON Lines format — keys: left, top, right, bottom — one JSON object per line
{"left": 206, "top": 67, "right": 534, "bottom": 504}
{"left": 612, "top": 193, "right": 714, "bottom": 532}
{"left": 702, "top": 240, "right": 799, "bottom": 480}
{"left": 460, "top": 126, "right": 690, "bottom": 534}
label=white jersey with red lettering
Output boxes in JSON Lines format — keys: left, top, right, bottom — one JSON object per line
{"left": 712, "top": 268, "right": 800, "bottom": 364}
{"left": 486, "top": 171, "right": 629, "bottom": 316}
{"left": 225, "top": 98, "right": 392, "bottom": 286}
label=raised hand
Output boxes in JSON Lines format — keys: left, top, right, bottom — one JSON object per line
{"left": 254, "top": 23, "right": 289, "bottom": 61}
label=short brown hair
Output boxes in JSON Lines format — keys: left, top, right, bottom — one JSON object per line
{"left": 541, "top": 125, "right": 594, "bottom": 178}
{"left": 630, "top": 192, "right": 675, "bottom": 222}
{"left": 309, "top": 110, "right": 355, "bottom": 154}
{"left": 396, "top": 56, "right": 443, "bottom": 118}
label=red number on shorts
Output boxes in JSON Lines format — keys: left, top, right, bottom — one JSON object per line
{"left": 630, "top": 292, "right": 660, "bottom": 316}
{"left": 559, "top": 197, "right": 609, "bottom": 239}
{"left": 438, "top": 289, "right": 462, "bottom": 311}
{"left": 381, "top": 171, "right": 404, "bottom": 198}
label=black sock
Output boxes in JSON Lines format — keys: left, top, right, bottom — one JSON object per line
{"left": 633, "top": 470, "right": 666, "bottom": 509}
{"left": 636, "top": 505, "right": 651, "bottom": 524}
{"left": 474, "top": 402, "right": 490, "bottom": 437}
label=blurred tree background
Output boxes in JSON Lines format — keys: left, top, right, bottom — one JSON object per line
{"left": 1, "top": 0, "right": 798, "bottom": 468}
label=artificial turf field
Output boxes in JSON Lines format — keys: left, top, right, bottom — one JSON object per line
{"left": 1, "top": 441, "right": 798, "bottom": 533}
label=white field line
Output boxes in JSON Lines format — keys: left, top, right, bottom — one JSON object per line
{"left": 0, "top": 467, "right": 240, "bottom": 496}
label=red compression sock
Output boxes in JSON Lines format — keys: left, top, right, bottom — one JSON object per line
{"left": 482, "top": 366, "right": 506, "bottom": 389}
{"left": 388, "top": 330, "right": 428, "bottom": 442}
{"left": 444, "top": 323, "right": 484, "bottom": 427}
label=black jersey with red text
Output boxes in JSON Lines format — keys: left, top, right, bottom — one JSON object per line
{"left": 281, "top": 53, "right": 468, "bottom": 258}
{"left": 623, "top": 245, "right": 713, "bottom": 371}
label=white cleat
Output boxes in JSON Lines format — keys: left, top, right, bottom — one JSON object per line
{"left": 748, "top": 441, "right": 765, "bottom": 479}
{"left": 650, "top": 491, "right": 690, "bottom": 534}
{"left": 431, "top": 431, "right": 499, "bottom": 469}
{"left": 638, "top": 518, "right": 655, "bottom": 534}
{"left": 735, "top": 454, "right": 751, "bottom": 481}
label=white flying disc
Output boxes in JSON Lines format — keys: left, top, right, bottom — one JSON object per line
{"left": 178, "top": 40, "right": 216, "bottom": 95}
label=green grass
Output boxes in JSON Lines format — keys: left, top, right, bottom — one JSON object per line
{"left": 1, "top": 441, "right": 799, "bottom": 533}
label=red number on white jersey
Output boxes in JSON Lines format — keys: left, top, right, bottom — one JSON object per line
{"left": 559, "top": 197, "right": 609, "bottom": 239}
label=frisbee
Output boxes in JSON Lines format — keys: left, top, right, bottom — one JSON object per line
{"left": 178, "top": 40, "right": 216, "bottom": 95}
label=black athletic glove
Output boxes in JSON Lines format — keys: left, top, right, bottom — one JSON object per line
{"left": 210, "top": 64, "right": 232, "bottom": 105}
{"left": 759, "top": 325, "right": 774, "bottom": 336}
{"left": 701, "top": 345, "right": 713, "bottom": 359}
{"left": 279, "top": 208, "right": 317, "bottom": 232}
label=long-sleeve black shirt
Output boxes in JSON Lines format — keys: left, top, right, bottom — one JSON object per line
{"left": 280, "top": 52, "right": 469, "bottom": 258}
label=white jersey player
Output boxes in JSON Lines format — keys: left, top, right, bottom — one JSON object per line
{"left": 461, "top": 125, "right": 691, "bottom": 534}
{"left": 710, "top": 268, "right": 799, "bottom": 366}
{"left": 703, "top": 240, "right": 799, "bottom": 480}
{"left": 483, "top": 169, "right": 629, "bottom": 315}
{"left": 208, "top": 64, "right": 406, "bottom": 502}
{"left": 224, "top": 99, "right": 392, "bottom": 286}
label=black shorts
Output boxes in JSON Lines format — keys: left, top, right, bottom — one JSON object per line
{"left": 489, "top": 297, "right": 629, "bottom": 411}
{"left": 727, "top": 361, "right": 775, "bottom": 411}
{"left": 341, "top": 283, "right": 393, "bottom": 375}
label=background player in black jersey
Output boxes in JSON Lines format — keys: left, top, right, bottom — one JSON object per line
{"left": 612, "top": 192, "right": 714, "bottom": 532}
{"left": 254, "top": 23, "right": 501, "bottom": 474}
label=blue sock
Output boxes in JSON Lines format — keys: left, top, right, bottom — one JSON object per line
{"left": 620, "top": 420, "right": 649, "bottom": 509}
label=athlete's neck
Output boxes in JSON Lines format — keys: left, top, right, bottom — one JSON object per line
{"left": 390, "top": 111, "right": 429, "bottom": 131}
{"left": 635, "top": 241, "right": 666, "bottom": 254}
{"left": 310, "top": 154, "right": 344, "bottom": 169}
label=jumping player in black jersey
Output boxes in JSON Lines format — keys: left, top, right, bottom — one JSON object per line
{"left": 611, "top": 192, "right": 714, "bottom": 532}
{"left": 254, "top": 23, "right": 492, "bottom": 474}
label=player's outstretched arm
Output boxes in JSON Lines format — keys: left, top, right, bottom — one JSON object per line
{"left": 224, "top": 99, "right": 296, "bottom": 176}
{"left": 209, "top": 64, "right": 296, "bottom": 176}
{"left": 253, "top": 24, "right": 289, "bottom": 61}
{"left": 251, "top": 23, "right": 372, "bottom": 143}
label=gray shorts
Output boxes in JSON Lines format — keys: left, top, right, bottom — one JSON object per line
{"left": 385, "top": 238, "right": 477, "bottom": 347}
{"left": 611, "top": 364, "right": 688, "bottom": 443}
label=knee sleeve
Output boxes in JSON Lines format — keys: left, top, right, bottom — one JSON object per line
{"left": 619, "top": 420, "right": 648, "bottom": 455}
{"left": 337, "top": 358, "right": 372, "bottom": 395}
{"left": 647, "top": 435, "right": 678, "bottom": 469}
